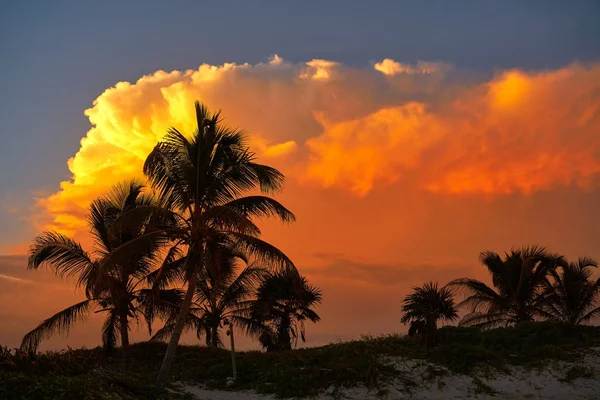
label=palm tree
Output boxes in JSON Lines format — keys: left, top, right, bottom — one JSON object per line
{"left": 401, "top": 281, "right": 458, "bottom": 347}
{"left": 449, "top": 246, "right": 565, "bottom": 328}
{"left": 151, "top": 242, "right": 267, "bottom": 347}
{"left": 22, "top": 181, "right": 182, "bottom": 368}
{"left": 116, "top": 102, "right": 296, "bottom": 389}
{"left": 240, "top": 270, "right": 321, "bottom": 352}
{"left": 539, "top": 257, "right": 600, "bottom": 325}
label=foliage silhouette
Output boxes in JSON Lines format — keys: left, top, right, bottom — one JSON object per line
{"left": 22, "top": 181, "right": 183, "bottom": 368}
{"left": 450, "top": 246, "right": 565, "bottom": 328}
{"left": 238, "top": 270, "right": 322, "bottom": 352}
{"left": 151, "top": 242, "right": 267, "bottom": 348}
{"left": 401, "top": 281, "right": 458, "bottom": 347}
{"left": 539, "top": 256, "right": 600, "bottom": 325}
{"left": 122, "top": 101, "right": 296, "bottom": 389}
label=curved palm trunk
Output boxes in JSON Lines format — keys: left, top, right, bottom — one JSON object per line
{"left": 155, "top": 268, "right": 198, "bottom": 390}
{"left": 119, "top": 309, "right": 130, "bottom": 369}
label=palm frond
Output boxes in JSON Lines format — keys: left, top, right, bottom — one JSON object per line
{"left": 223, "top": 196, "right": 295, "bottom": 224}
{"left": 28, "top": 232, "right": 93, "bottom": 283}
{"left": 20, "top": 300, "right": 93, "bottom": 353}
{"left": 225, "top": 232, "right": 295, "bottom": 272}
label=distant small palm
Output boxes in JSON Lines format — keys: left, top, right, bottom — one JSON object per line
{"left": 22, "top": 181, "right": 182, "bottom": 367}
{"left": 539, "top": 257, "right": 600, "bottom": 325}
{"left": 450, "top": 246, "right": 565, "bottom": 328}
{"left": 240, "top": 270, "right": 321, "bottom": 352}
{"left": 401, "top": 281, "right": 458, "bottom": 347}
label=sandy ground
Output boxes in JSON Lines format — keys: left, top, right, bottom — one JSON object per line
{"left": 174, "top": 349, "right": 600, "bottom": 399}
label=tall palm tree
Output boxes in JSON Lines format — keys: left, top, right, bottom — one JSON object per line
{"left": 401, "top": 281, "right": 458, "bottom": 347}
{"left": 449, "top": 246, "right": 565, "bottom": 328}
{"left": 151, "top": 242, "right": 267, "bottom": 348}
{"left": 239, "top": 270, "right": 321, "bottom": 352}
{"left": 539, "top": 257, "right": 600, "bottom": 325}
{"left": 22, "top": 181, "right": 182, "bottom": 367}
{"left": 115, "top": 102, "right": 296, "bottom": 389}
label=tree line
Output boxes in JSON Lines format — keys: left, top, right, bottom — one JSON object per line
{"left": 401, "top": 247, "right": 600, "bottom": 347}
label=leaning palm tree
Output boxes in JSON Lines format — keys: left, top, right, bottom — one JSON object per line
{"left": 239, "top": 270, "right": 321, "bottom": 352}
{"left": 449, "top": 246, "right": 565, "bottom": 328}
{"left": 401, "top": 281, "right": 458, "bottom": 347}
{"left": 539, "top": 257, "right": 600, "bottom": 325}
{"left": 22, "top": 181, "right": 182, "bottom": 367}
{"left": 113, "top": 102, "right": 296, "bottom": 389}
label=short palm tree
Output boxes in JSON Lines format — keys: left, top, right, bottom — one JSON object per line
{"left": 240, "top": 270, "right": 321, "bottom": 352}
{"left": 22, "top": 181, "right": 182, "bottom": 367}
{"left": 539, "top": 257, "right": 600, "bottom": 325}
{"left": 112, "top": 102, "right": 296, "bottom": 389}
{"left": 152, "top": 242, "right": 267, "bottom": 347}
{"left": 449, "top": 246, "right": 565, "bottom": 328}
{"left": 401, "top": 281, "right": 458, "bottom": 347}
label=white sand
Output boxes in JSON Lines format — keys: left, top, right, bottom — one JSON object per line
{"left": 174, "top": 349, "right": 600, "bottom": 399}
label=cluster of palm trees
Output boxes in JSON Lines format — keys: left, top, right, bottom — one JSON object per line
{"left": 401, "top": 246, "right": 600, "bottom": 347}
{"left": 21, "top": 102, "right": 321, "bottom": 389}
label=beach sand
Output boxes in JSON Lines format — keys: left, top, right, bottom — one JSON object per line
{"left": 174, "top": 349, "right": 600, "bottom": 399}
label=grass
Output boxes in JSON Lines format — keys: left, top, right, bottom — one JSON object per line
{"left": 1, "top": 321, "right": 599, "bottom": 399}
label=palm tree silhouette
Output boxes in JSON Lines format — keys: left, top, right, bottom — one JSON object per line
{"left": 450, "top": 246, "right": 565, "bottom": 328}
{"left": 122, "top": 102, "right": 296, "bottom": 389}
{"left": 21, "top": 181, "right": 182, "bottom": 367}
{"left": 151, "top": 241, "right": 267, "bottom": 347}
{"left": 240, "top": 270, "right": 321, "bottom": 352}
{"left": 401, "top": 281, "right": 458, "bottom": 347}
{"left": 539, "top": 257, "right": 600, "bottom": 325}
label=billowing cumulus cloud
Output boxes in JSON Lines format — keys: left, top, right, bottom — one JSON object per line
{"left": 37, "top": 56, "right": 600, "bottom": 237}
{"left": 307, "top": 64, "right": 600, "bottom": 196}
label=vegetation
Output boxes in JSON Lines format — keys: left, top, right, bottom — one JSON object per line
{"left": 539, "top": 257, "right": 600, "bottom": 325}
{"left": 22, "top": 181, "right": 183, "bottom": 368}
{"left": 401, "top": 281, "right": 458, "bottom": 347}
{"left": 151, "top": 243, "right": 267, "bottom": 348}
{"left": 239, "top": 270, "right": 322, "bottom": 352}
{"left": 131, "top": 102, "right": 297, "bottom": 389}
{"left": 449, "top": 246, "right": 566, "bottom": 328}
{"left": 3, "top": 322, "right": 599, "bottom": 399}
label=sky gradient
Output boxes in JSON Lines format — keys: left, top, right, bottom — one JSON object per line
{"left": 1, "top": 1, "right": 600, "bottom": 350}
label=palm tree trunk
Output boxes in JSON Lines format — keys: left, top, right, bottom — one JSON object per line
{"left": 119, "top": 309, "right": 129, "bottom": 369}
{"left": 155, "top": 268, "right": 198, "bottom": 390}
{"left": 211, "top": 326, "right": 218, "bottom": 348}
{"left": 229, "top": 325, "right": 237, "bottom": 381}
{"left": 425, "top": 318, "right": 437, "bottom": 348}
{"left": 278, "top": 317, "right": 292, "bottom": 351}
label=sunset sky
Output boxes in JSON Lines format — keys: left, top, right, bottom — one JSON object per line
{"left": 1, "top": 1, "right": 600, "bottom": 351}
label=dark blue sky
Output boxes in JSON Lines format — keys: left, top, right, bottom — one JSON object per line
{"left": 0, "top": 0, "right": 599, "bottom": 247}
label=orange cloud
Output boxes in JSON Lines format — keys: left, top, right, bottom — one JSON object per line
{"left": 305, "top": 104, "right": 446, "bottom": 196}
{"left": 36, "top": 57, "right": 600, "bottom": 240}
{"left": 306, "top": 63, "right": 600, "bottom": 195}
